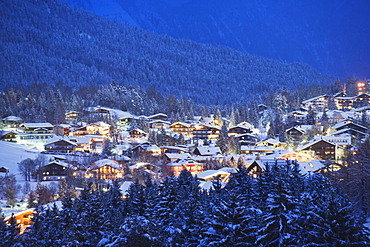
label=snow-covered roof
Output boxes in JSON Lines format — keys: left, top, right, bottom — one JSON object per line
{"left": 240, "top": 145, "right": 275, "bottom": 151}
{"left": 218, "top": 167, "right": 238, "bottom": 173}
{"left": 195, "top": 146, "right": 221, "bottom": 156}
{"left": 90, "top": 121, "right": 110, "bottom": 128}
{"left": 258, "top": 138, "right": 282, "bottom": 145}
{"left": 68, "top": 136, "right": 92, "bottom": 144}
{"left": 229, "top": 124, "right": 251, "bottom": 131}
{"left": 130, "top": 128, "right": 147, "bottom": 134}
{"left": 147, "top": 113, "right": 168, "bottom": 119}
{"left": 329, "top": 128, "right": 366, "bottom": 137}
{"left": 171, "top": 121, "right": 192, "bottom": 128}
{"left": 299, "top": 160, "right": 326, "bottom": 173}
{"left": 248, "top": 158, "right": 291, "bottom": 171}
{"left": 2, "top": 116, "right": 22, "bottom": 121}
{"left": 286, "top": 126, "right": 305, "bottom": 133}
{"left": 46, "top": 160, "right": 70, "bottom": 168}
{"left": 196, "top": 169, "right": 230, "bottom": 180}
{"left": 167, "top": 158, "right": 201, "bottom": 167}
{"left": 149, "top": 119, "right": 171, "bottom": 124}
{"left": 164, "top": 153, "right": 191, "bottom": 160}
{"left": 331, "top": 120, "right": 366, "bottom": 130}
{"left": 312, "top": 135, "right": 352, "bottom": 146}
{"left": 85, "top": 106, "right": 136, "bottom": 120}
{"left": 161, "top": 146, "right": 188, "bottom": 152}
{"left": 45, "top": 138, "right": 77, "bottom": 146}
{"left": 302, "top": 94, "right": 328, "bottom": 104}
{"left": 129, "top": 162, "right": 151, "bottom": 170}
{"left": 297, "top": 139, "right": 334, "bottom": 151}
{"left": 89, "top": 159, "right": 121, "bottom": 170}
{"left": 55, "top": 124, "right": 71, "bottom": 128}
{"left": 21, "top": 123, "right": 53, "bottom": 128}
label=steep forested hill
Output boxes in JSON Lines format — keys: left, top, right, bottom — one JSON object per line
{"left": 0, "top": 0, "right": 335, "bottom": 105}
{"left": 62, "top": 0, "right": 370, "bottom": 78}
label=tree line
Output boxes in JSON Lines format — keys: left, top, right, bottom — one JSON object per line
{"left": 1, "top": 161, "right": 369, "bottom": 246}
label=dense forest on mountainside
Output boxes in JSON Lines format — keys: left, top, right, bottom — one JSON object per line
{"left": 62, "top": 0, "right": 370, "bottom": 78}
{"left": 0, "top": 0, "right": 335, "bottom": 105}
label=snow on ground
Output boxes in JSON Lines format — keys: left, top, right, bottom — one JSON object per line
{"left": 0, "top": 141, "right": 47, "bottom": 217}
{"left": 0, "top": 141, "right": 39, "bottom": 175}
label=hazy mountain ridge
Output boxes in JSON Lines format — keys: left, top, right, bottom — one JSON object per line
{"left": 1, "top": 0, "right": 334, "bottom": 105}
{"left": 62, "top": 0, "right": 370, "bottom": 78}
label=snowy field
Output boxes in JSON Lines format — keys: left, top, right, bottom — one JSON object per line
{"left": 0, "top": 141, "right": 42, "bottom": 217}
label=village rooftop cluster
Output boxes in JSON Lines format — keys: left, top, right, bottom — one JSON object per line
{"left": 1, "top": 90, "right": 370, "bottom": 185}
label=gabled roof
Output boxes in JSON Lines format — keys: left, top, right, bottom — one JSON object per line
{"left": 45, "top": 139, "right": 77, "bottom": 146}
{"left": 229, "top": 125, "right": 251, "bottom": 131}
{"left": 171, "top": 121, "right": 192, "bottom": 128}
{"left": 286, "top": 126, "right": 305, "bottom": 134}
{"left": 130, "top": 128, "right": 147, "bottom": 134}
{"left": 299, "top": 160, "right": 326, "bottom": 173}
{"left": 248, "top": 158, "right": 290, "bottom": 171}
{"left": 89, "top": 159, "right": 121, "bottom": 170}
{"left": 194, "top": 146, "right": 221, "bottom": 156}
{"left": 68, "top": 136, "right": 92, "bottom": 144}
{"left": 302, "top": 94, "right": 329, "bottom": 104}
{"left": 331, "top": 120, "right": 367, "bottom": 130}
{"left": 298, "top": 139, "right": 335, "bottom": 151}
{"left": 329, "top": 128, "right": 366, "bottom": 137}
{"left": 257, "top": 138, "right": 285, "bottom": 146}
{"left": 46, "top": 160, "right": 70, "bottom": 168}
{"left": 161, "top": 146, "right": 189, "bottom": 153}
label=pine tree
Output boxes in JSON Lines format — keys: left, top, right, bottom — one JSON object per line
{"left": 0, "top": 214, "right": 20, "bottom": 247}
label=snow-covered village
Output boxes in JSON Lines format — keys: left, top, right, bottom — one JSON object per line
{"left": 1, "top": 81, "right": 370, "bottom": 245}
{"left": 2, "top": 0, "right": 370, "bottom": 246}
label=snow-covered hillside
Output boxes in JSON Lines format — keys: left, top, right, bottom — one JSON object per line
{"left": 0, "top": 141, "right": 39, "bottom": 176}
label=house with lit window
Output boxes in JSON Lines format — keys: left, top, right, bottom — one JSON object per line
{"left": 2, "top": 115, "right": 22, "bottom": 128}
{"left": 330, "top": 120, "right": 367, "bottom": 138}
{"left": 298, "top": 139, "right": 348, "bottom": 163}
{"left": 235, "top": 133, "right": 259, "bottom": 146}
{"left": 39, "top": 160, "right": 71, "bottom": 181}
{"left": 167, "top": 158, "right": 204, "bottom": 176}
{"left": 147, "top": 113, "right": 168, "bottom": 121}
{"left": 149, "top": 119, "right": 171, "bottom": 129}
{"left": 69, "top": 122, "right": 110, "bottom": 137}
{"left": 0, "top": 130, "right": 17, "bottom": 142}
{"left": 192, "top": 124, "right": 221, "bottom": 140}
{"left": 171, "top": 122, "right": 194, "bottom": 137}
{"left": 257, "top": 138, "right": 287, "bottom": 149}
{"left": 193, "top": 146, "right": 221, "bottom": 156}
{"left": 87, "top": 159, "right": 123, "bottom": 180}
{"left": 228, "top": 124, "right": 252, "bottom": 137}
{"left": 129, "top": 128, "right": 147, "bottom": 139}
{"left": 334, "top": 93, "right": 370, "bottom": 111}
{"left": 44, "top": 139, "right": 77, "bottom": 153}
{"left": 301, "top": 95, "right": 329, "bottom": 111}
{"left": 17, "top": 123, "right": 54, "bottom": 148}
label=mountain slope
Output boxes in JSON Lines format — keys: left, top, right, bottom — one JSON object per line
{"left": 0, "top": 0, "right": 334, "bottom": 105}
{"left": 62, "top": 0, "right": 370, "bottom": 78}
